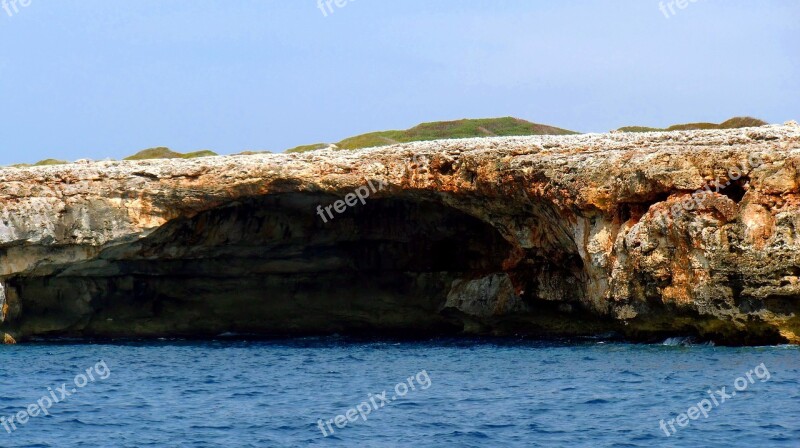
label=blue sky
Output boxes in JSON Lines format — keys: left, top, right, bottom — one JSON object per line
{"left": 0, "top": 0, "right": 797, "bottom": 164}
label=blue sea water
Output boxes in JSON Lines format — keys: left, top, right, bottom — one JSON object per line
{"left": 0, "top": 338, "right": 797, "bottom": 447}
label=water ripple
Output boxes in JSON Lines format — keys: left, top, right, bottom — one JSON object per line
{"left": 0, "top": 339, "right": 796, "bottom": 447}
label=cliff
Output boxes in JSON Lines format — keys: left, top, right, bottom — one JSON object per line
{"left": 2, "top": 123, "right": 799, "bottom": 345}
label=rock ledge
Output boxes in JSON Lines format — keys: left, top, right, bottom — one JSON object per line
{"left": 2, "top": 124, "right": 799, "bottom": 345}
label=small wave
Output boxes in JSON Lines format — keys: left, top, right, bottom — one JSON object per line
{"left": 392, "top": 399, "right": 421, "bottom": 406}
{"left": 480, "top": 423, "right": 515, "bottom": 429}
{"left": 216, "top": 332, "right": 245, "bottom": 337}
{"left": 60, "top": 418, "right": 90, "bottom": 425}
{"left": 445, "top": 430, "right": 490, "bottom": 439}
{"left": 661, "top": 336, "right": 716, "bottom": 346}
{"left": 661, "top": 336, "right": 694, "bottom": 346}
{"left": 189, "top": 424, "right": 235, "bottom": 430}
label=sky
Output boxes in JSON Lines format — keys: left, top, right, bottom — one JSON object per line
{"left": 0, "top": 0, "right": 797, "bottom": 165}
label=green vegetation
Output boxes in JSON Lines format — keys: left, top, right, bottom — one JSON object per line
{"left": 34, "top": 159, "right": 69, "bottom": 166}
{"left": 285, "top": 117, "right": 578, "bottom": 153}
{"left": 9, "top": 159, "right": 69, "bottom": 168}
{"left": 3, "top": 115, "right": 773, "bottom": 166}
{"left": 617, "top": 126, "right": 665, "bottom": 133}
{"left": 718, "top": 117, "right": 769, "bottom": 129}
{"left": 235, "top": 150, "right": 270, "bottom": 156}
{"left": 285, "top": 143, "right": 329, "bottom": 154}
{"left": 666, "top": 122, "right": 719, "bottom": 131}
{"left": 124, "top": 147, "right": 179, "bottom": 160}
{"left": 8, "top": 149, "right": 217, "bottom": 168}
{"left": 182, "top": 150, "right": 218, "bottom": 158}
{"left": 124, "top": 147, "right": 218, "bottom": 160}
{"left": 617, "top": 116, "right": 768, "bottom": 133}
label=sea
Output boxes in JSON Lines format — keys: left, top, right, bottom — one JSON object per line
{"left": 0, "top": 338, "right": 797, "bottom": 447}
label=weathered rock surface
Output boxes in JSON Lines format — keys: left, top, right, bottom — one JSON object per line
{"left": 2, "top": 124, "right": 800, "bottom": 345}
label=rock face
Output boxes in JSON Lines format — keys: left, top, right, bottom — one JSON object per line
{"left": 2, "top": 124, "right": 800, "bottom": 345}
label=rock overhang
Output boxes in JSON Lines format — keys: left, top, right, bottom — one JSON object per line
{"left": 1, "top": 123, "right": 799, "bottom": 344}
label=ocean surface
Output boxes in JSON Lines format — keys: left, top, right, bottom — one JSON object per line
{"left": 0, "top": 338, "right": 797, "bottom": 447}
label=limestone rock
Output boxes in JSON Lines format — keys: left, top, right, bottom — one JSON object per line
{"left": 1, "top": 124, "right": 799, "bottom": 345}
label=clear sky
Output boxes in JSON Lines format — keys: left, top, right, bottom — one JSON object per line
{"left": 0, "top": 0, "right": 797, "bottom": 164}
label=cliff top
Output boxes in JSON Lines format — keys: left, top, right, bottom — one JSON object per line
{"left": 1, "top": 122, "right": 798, "bottom": 181}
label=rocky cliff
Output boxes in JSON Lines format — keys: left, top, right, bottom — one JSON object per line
{"left": 2, "top": 123, "right": 800, "bottom": 345}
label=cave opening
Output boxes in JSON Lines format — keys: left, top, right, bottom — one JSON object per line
{"left": 6, "top": 194, "right": 542, "bottom": 338}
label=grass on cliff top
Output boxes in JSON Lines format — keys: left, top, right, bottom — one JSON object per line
{"left": 285, "top": 117, "right": 579, "bottom": 153}
{"left": 616, "top": 126, "right": 665, "bottom": 133}
{"left": 10, "top": 159, "right": 69, "bottom": 168}
{"left": 9, "top": 151, "right": 216, "bottom": 167}
{"left": 235, "top": 150, "right": 271, "bottom": 156}
{"left": 285, "top": 143, "right": 329, "bottom": 154}
{"left": 34, "top": 159, "right": 69, "bottom": 166}
{"left": 617, "top": 116, "right": 768, "bottom": 133}
{"left": 124, "top": 147, "right": 218, "bottom": 160}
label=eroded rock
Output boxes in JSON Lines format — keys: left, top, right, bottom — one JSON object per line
{"left": 1, "top": 124, "right": 799, "bottom": 345}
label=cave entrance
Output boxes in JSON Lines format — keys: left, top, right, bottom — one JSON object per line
{"left": 6, "top": 194, "right": 528, "bottom": 338}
